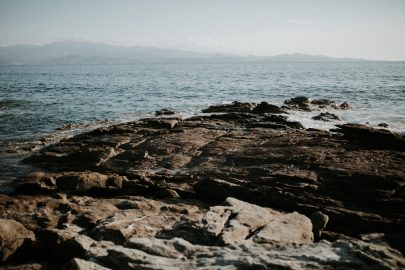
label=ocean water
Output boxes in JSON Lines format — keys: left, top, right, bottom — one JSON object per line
{"left": 1, "top": 62, "right": 405, "bottom": 183}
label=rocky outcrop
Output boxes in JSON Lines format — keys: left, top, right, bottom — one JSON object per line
{"left": 1, "top": 101, "right": 404, "bottom": 268}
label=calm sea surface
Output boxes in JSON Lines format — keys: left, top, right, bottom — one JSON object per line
{"left": 1, "top": 62, "right": 404, "bottom": 184}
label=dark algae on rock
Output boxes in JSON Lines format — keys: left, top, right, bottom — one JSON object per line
{"left": 1, "top": 99, "right": 405, "bottom": 269}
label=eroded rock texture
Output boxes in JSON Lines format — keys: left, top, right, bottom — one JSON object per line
{"left": 1, "top": 100, "right": 404, "bottom": 269}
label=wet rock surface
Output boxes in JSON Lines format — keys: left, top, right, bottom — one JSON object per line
{"left": 312, "top": 112, "right": 342, "bottom": 121}
{"left": 1, "top": 100, "right": 405, "bottom": 269}
{"left": 155, "top": 109, "right": 176, "bottom": 116}
{"left": 282, "top": 96, "right": 352, "bottom": 111}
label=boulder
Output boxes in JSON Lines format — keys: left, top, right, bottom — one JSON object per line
{"left": 212, "top": 198, "right": 275, "bottom": 246}
{"left": 289, "top": 96, "right": 310, "bottom": 104}
{"left": 283, "top": 96, "right": 311, "bottom": 111}
{"left": 253, "top": 212, "right": 313, "bottom": 247}
{"left": 0, "top": 219, "right": 35, "bottom": 262}
{"left": 198, "top": 198, "right": 313, "bottom": 248}
{"left": 251, "top": 102, "right": 285, "bottom": 114}
{"left": 312, "top": 112, "right": 341, "bottom": 121}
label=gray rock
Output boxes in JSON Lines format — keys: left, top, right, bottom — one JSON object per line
{"left": 200, "top": 198, "right": 274, "bottom": 246}
{"left": 199, "top": 197, "right": 313, "bottom": 249}
{"left": 253, "top": 212, "right": 313, "bottom": 248}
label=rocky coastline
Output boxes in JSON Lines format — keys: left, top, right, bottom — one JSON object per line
{"left": 1, "top": 97, "right": 405, "bottom": 269}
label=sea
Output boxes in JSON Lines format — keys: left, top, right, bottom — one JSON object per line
{"left": 1, "top": 62, "right": 404, "bottom": 185}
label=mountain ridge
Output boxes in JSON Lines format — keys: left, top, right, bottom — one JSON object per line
{"left": 0, "top": 41, "right": 369, "bottom": 65}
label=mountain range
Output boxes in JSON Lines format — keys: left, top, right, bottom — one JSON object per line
{"left": 0, "top": 41, "right": 367, "bottom": 65}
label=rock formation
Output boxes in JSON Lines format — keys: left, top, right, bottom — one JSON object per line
{"left": 1, "top": 99, "right": 404, "bottom": 269}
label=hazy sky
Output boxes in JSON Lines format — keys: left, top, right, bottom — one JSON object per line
{"left": 1, "top": 0, "right": 404, "bottom": 60}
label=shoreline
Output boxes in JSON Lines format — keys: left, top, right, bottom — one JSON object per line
{"left": 1, "top": 96, "right": 404, "bottom": 188}
{"left": 1, "top": 97, "right": 405, "bottom": 269}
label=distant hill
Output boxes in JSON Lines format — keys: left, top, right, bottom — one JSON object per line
{"left": 0, "top": 41, "right": 366, "bottom": 65}
{"left": 245, "top": 53, "right": 366, "bottom": 63}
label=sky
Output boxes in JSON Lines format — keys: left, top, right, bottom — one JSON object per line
{"left": 0, "top": 0, "right": 404, "bottom": 60}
